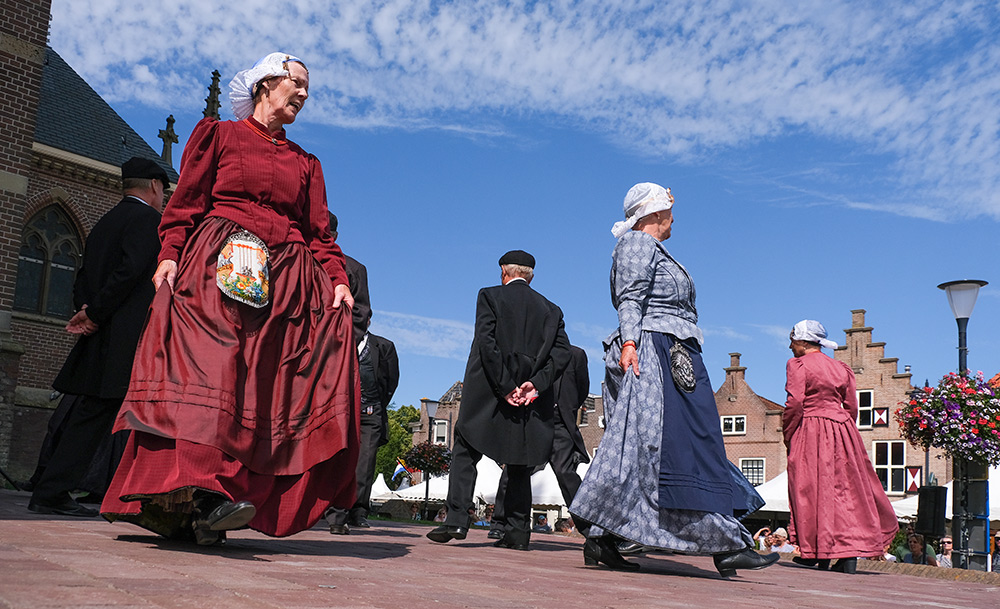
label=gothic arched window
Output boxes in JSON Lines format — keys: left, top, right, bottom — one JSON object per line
{"left": 13, "top": 205, "right": 82, "bottom": 319}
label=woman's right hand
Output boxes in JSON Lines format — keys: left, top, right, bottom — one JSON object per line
{"left": 620, "top": 342, "right": 639, "bottom": 377}
{"left": 152, "top": 259, "right": 178, "bottom": 293}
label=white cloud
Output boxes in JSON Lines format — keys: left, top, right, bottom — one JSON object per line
{"left": 702, "top": 326, "right": 753, "bottom": 341}
{"left": 750, "top": 323, "right": 794, "bottom": 345}
{"left": 49, "top": 0, "right": 1000, "bottom": 219}
{"left": 370, "top": 310, "right": 473, "bottom": 360}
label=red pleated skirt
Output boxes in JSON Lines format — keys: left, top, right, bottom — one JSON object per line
{"left": 102, "top": 216, "right": 359, "bottom": 537}
{"left": 787, "top": 414, "right": 898, "bottom": 559}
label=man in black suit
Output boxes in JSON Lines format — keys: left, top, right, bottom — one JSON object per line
{"left": 427, "top": 250, "right": 571, "bottom": 550}
{"left": 489, "top": 344, "right": 590, "bottom": 538}
{"left": 28, "top": 157, "right": 167, "bottom": 517}
{"left": 327, "top": 325, "right": 399, "bottom": 533}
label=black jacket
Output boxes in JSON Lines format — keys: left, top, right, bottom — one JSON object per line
{"left": 367, "top": 332, "right": 399, "bottom": 445}
{"left": 456, "top": 280, "right": 571, "bottom": 466}
{"left": 345, "top": 255, "right": 371, "bottom": 347}
{"left": 53, "top": 197, "right": 161, "bottom": 400}
{"left": 553, "top": 345, "right": 590, "bottom": 462}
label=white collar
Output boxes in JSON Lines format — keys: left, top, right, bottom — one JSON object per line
{"left": 125, "top": 194, "right": 151, "bottom": 207}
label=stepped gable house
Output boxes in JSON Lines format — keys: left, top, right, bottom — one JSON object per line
{"left": 716, "top": 309, "right": 951, "bottom": 497}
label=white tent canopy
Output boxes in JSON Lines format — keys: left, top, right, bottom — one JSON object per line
{"left": 375, "top": 459, "right": 504, "bottom": 502}
{"left": 372, "top": 459, "right": 590, "bottom": 508}
{"left": 753, "top": 470, "right": 789, "bottom": 514}
{"left": 370, "top": 474, "right": 392, "bottom": 500}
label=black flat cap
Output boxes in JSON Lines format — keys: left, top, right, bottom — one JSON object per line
{"left": 498, "top": 249, "right": 535, "bottom": 269}
{"left": 122, "top": 157, "right": 170, "bottom": 188}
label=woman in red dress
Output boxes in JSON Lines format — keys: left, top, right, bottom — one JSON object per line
{"left": 102, "top": 53, "right": 360, "bottom": 545}
{"left": 783, "top": 320, "right": 897, "bottom": 573}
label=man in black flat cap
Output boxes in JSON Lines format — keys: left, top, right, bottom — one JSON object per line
{"left": 427, "top": 250, "right": 571, "bottom": 550}
{"left": 28, "top": 157, "right": 168, "bottom": 516}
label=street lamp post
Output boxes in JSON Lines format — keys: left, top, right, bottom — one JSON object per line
{"left": 422, "top": 399, "right": 439, "bottom": 521}
{"left": 938, "top": 279, "right": 989, "bottom": 571}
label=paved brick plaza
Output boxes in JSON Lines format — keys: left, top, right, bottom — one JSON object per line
{"left": 0, "top": 489, "right": 995, "bottom": 609}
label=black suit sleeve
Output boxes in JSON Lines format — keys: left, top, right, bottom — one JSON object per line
{"left": 85, "top": 210, "right": 161, "bottom": 326}
{"left": 345, "top": 256, "right": 372, "bottom": 345}
{"left": 573, "top": 347, "right": 589, "bottom": 411}
{"left": 378, "top": 338, "right": 399, "bottom": 408}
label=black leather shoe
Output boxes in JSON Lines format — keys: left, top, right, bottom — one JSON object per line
{"left": 28, "top": 498, "right": 99, "bottom": 517}
{"left": 487, "top": 528, "right": 503, "bottom": 540}
{"left": 200, "top": 500, "right": 256, "bottom": 531}
{"left": 329, "top": 523, "right": 350, "bottom": 535}
{"left": 713, "top": 548, "right": 780, "bottom": 577}
{"left": 348, "top": 515, "right": 371, "bottom": 528}
{"left": 831, "top": 558, "right": 857, "bottom": 574}
{"left": 584, "top": 537, "right": 640, "bottom": 571}
{"left": 493, "top": 537, "right": 530, "bottom": 551}
{"left": 792, "top": 556, "right": 831, "bottom": 570}
{"left": 426, "top": 525, "right": 468, "bottom": 543}
{"left": 617, "top": 540, "right": 651, "bottom": 556}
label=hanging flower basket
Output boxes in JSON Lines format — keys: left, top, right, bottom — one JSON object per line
{"left": 402, "top": 441, "right": 452, "bottom": 477}
{"left": 895, "top": 371, "right": 1000, "bottom": 466}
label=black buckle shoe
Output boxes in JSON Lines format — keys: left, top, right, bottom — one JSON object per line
{"left": 487, "top": 528, "right": 503, "bottom": 540}
{"left": 196, "top": 500, "right": 256, "bottom": 531}
{"left": 617, "top": 540, "right": 652, "bottom": 556}
{"left": 426, "top": 525, "right": 468, "bottom": 543}
{"left": 584, "top": 537, "right": 640, "bottom": 571}
{"left": 493, "top": 537, "right": 530, "bottom": 551}
{"left": 713, "top": 548, "right": 779, "bottom": 578}
{"left": 792, "top": 556, "right": 831, "bottom": 570}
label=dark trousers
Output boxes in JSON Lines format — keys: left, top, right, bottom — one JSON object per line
{"left": 328, "top": 404, "right": 383, "bottom": 525}
{"left": 492, "top": 419, "right": 590, "bottom": 535}
{"left": 446, "top": 428, "right": 533, "bottom": 545}
{"left": 30, "top": 395, "right": 121, "bottom": 505}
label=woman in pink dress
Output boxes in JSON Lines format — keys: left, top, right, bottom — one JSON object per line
{"left": 783, "top": 320, "right": 897, "bottom": 574}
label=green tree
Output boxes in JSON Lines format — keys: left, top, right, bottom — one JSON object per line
{"left": 375, "top": 404, "right": 421, "bottom": 489}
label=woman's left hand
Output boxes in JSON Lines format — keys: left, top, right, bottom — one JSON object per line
{"left": 620, "top": 343, "right": 639, "bottom": 377}
{"left": 332, "top": 283, "right": 354, "bottom": 309}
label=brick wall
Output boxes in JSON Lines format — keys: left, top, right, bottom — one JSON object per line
{"left": 834, "top": 309, "right": 952, "bottom": 492}
{"left": 577, "top": 393, "right": 604, "bottom": 458}
{"left": 0, "top": 0, "right": 51, "bottom": 311}
{"left": 716, "top": 353, "right": 787, "bottom": 484}
{"left": 0, "top": 0, "right": 53, "bottom": 476}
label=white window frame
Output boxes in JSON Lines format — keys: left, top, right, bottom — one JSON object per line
{"left": 433, "top": 419, "right": 448, "bottom": 445}
{"left": 873, "top": 440, "right": 906, "bottom": 495}
{"left": 721, "top": 415, "right": 747, "bottom": 436}
{"left": 739, "top": 458, "right": 766, "bottom": 486}
{"left": 856, "top": 389, "right": 874, "bottom": 429}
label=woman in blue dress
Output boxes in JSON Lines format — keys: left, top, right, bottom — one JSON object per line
{"left": 570, "top": 182, "right": 778, "bottom": 577}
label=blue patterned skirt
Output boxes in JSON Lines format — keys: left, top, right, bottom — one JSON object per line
{"left": 569, "top": 330, "right": 759, "bottom": 553}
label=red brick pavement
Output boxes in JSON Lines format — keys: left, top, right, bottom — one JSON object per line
{"left": 0, "top": 489, "right": 994, "bottom": 609}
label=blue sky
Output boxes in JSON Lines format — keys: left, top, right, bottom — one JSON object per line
{"left": 49, "top": 1, "right": 1000, "bottom": 407}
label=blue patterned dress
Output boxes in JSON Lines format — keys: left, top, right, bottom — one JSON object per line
{"left": 570, "top": 231, "right": 761, "bottom": 553}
